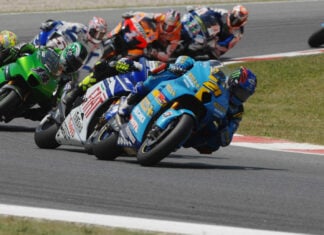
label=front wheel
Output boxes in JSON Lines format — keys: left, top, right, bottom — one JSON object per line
{"left": 91, "top": 124, "right": 122, "bottom": 160}
{"left": 308, "top": 28, "right": 324, "bottom": 48}
{"left": 137, "top": 114, "right": 195, "bottom": 166}
{"left": 0, "top": 89, "right": 22, "bottom": 122}
{"left": 34, "top": 117, "right": 60, "bottom": 149}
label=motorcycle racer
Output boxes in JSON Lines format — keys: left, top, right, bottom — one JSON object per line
{"left": 115, "top": 9, "right": 182, "bottom": 62}
{"left": 32, "top": 16, "right": 109, "bottom": 75}
{"left": 117, "top": 56, "right": 257, "bottom": 154}
{"left": 17, "top": 42, "right": 89, "bottom": 120}
{"left": 179, "top": 4, "right": 248, "bottom": 59}
{"left": 183, "top": 66, "right": 257, "bottom": 154}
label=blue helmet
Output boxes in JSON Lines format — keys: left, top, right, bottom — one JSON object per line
{"left": 227, "top": 66, "right": 257, "bottom": 105}
{"left": 174, "top": 55, "right": 194, "bottom": 70}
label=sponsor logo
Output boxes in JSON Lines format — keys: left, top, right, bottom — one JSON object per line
{"left": 82, "top": 86, "right": 107, "bottom": 118}
{"left": 67, "top": 116, "right": 75, "bottom": 137}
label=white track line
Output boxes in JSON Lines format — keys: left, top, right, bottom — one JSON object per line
{"left": 0, "top": 204, "right": 306, "bottom": 235}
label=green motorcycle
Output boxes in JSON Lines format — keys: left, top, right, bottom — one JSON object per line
{"left": 0, "top": 46, "right": 63, "bottom": 122}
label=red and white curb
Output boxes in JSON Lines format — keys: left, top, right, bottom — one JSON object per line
{"left": 232, "top": 134, "right": 324, "bottom": 156}
{"left": 225, "top": 48, "right": 324, "bottom": 64}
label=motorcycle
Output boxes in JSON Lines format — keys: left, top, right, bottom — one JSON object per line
{"left": 32, "top": 20, "right": 75, "bottom": 50}
{"left": 308, "top": 22, "right": 324, "bottom": 48}
{"left": 90, "top": 60, "right": 230, "bottom": 166}
{"left": 34, "top": 57, "right": 163, "bottom": 151}
{"left": 103, "top": 12, "right": 158, "bottom": 60}
{"left": 0, "top": 47, "right": 63, "bottom": 123}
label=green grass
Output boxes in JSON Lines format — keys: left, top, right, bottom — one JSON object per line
{"left": 227, "top": 54, "right": 324, "bottom": 145}
{"left": 0, "top": 216, "right": 170, "bottom": 235}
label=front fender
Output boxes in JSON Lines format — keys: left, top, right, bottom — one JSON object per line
{"left": 155, "top": 108, "right": 196, "bottom": 130}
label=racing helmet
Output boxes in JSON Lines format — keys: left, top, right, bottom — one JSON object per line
{"left": 162, "top": 9, "right": 181, "bottom": 33}
{"left": 229, "top": 5, "right": 249, "bottom": 28}
{"left": 174, "top": 55, "right": 194, "bottom": 70}
{"left": 0, "top": 30, "right": 17, "bottom": 48}
{"left": 60, "top": 42, "right": 88, "bottom": 73}
{"left": 87, "top": 16, "right": 108, "bottom": 43}
{"left": 227, "top": 66, "right": 257, "bottom": 105}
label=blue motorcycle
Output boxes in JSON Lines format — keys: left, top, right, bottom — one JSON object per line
{"left": 32, "top": 20, "right": 72, "bottom": 49}
{"left": 91, "top": 60, "right": 230, "bottom": 166}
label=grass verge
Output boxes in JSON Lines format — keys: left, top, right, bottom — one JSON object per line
{"left": 227, "top": 53, "right": 324, "bottom": 145}
{"left": 0, "top": 215, "right": 169, "bottom": 235}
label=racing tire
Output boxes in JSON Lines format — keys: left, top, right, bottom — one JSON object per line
{"left": 84, "top": 141, "right": 94, "bottom": 154}
{"left": 0, "top": 89, "right": 21, "bottom": 121}
{"left": 308, "top": 28, "right": 324, "bottom": 48}
{"left": 34, "top": 118, "right": 60, "bottom": 149}
{"left": 91, "top": 125, "right": 122, "bottom": 161}
{"left": 137, "top": 114, "right": 194, "bottom": 166}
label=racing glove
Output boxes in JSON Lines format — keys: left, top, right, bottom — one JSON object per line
{"left": 79, "top": 73, "right": 97, "bottom": 91}
{"left": 115, "top": 57, "right": 135, "bottom": 73}
{"left": 0, "top": 46, "right": 19, "bottom": 65}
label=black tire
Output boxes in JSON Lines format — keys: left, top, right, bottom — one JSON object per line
{"left": 92, "top": 125, "right": 122, "bottom": 160}
{"left": 137, "top": 114, "right": 194, "bottom": 166}
{"left": 308, "top": 28, "right": 324, "bottom": 48}
{"left": 84, "top": 129, "right": 100, "bottom": 154}
{"left": 0, "top": 89, "right": 21, "bottom": 120}
{"left": 84, "top": 140, "right": 94, "bottom": 154}
{"left": 34, "top": 118, "right": 60, "bottom": 149}
{"left": 84, "top": 97, "right": 121, "bottom": 155}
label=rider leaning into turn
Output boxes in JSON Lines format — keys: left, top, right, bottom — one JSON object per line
{"left": 33, "top": 16, "right": 109, "bottom": 75}
{"left": 116, "top": 55, "right": 257, "bottom": 154}
{"left": 1, "top": 16, "right": 108, "bottom": 78}
{"left": 18, "top": 42, "right": 89, "bottom": 120}
{"left": 119, "top": 9, "right": 182, "bottom": 62}
{"left": 182, "top": 4, "right": 249, "bottom": 59}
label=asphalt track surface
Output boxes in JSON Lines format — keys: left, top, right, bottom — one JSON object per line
{"left": 0, "top": 1, "right": 323, "bottom": 234}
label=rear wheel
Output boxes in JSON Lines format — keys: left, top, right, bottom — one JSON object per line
{"left": 34, "top": 117, "right": 60, "bottom": 149}
{"left": 308, "top": 28, "right": 324, "bottom": 47}
{"left": 137, "top": 114, "right": 194, "bottom": 166}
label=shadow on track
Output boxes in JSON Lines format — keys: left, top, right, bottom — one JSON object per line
{"left": 0, "top": 124, "right": 35, "bottom": 132}
{"left": 39, "top": 148, "right": 284, "bottom": 172}
{"left": 114, "top": 154, "right": 284, "bottom": 171}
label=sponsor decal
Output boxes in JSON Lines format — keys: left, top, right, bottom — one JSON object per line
{"left": 129, "top": 116, "right": 139, "bottom": 132}
{"left": 67, "top": 116, "right": 75, "bottom": 137}
{"left": 162, "top": 111, "right": 172, "bottom": 117}
{"left": 82, "top": 86, "right": 107, "bottom": 118}
{"left": 166, "top": 84, "right": 176, "bottom": 96}
{"left": 213, "top": 102, "right": 227, "bottom": 118}
{"left": 140, "top": 98, "right": 153, "bottom": 116}
{"left": 133, "top": 106, "right": 146, "bottom": 123}
{"left": 185, "top": 72, "right": 200, "bottom": 89}
{"left": 152, "top": 90, "right": 168, "bottom": 106}
{"left": 72, "top": 111, "right": 83, "bottom": 133}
